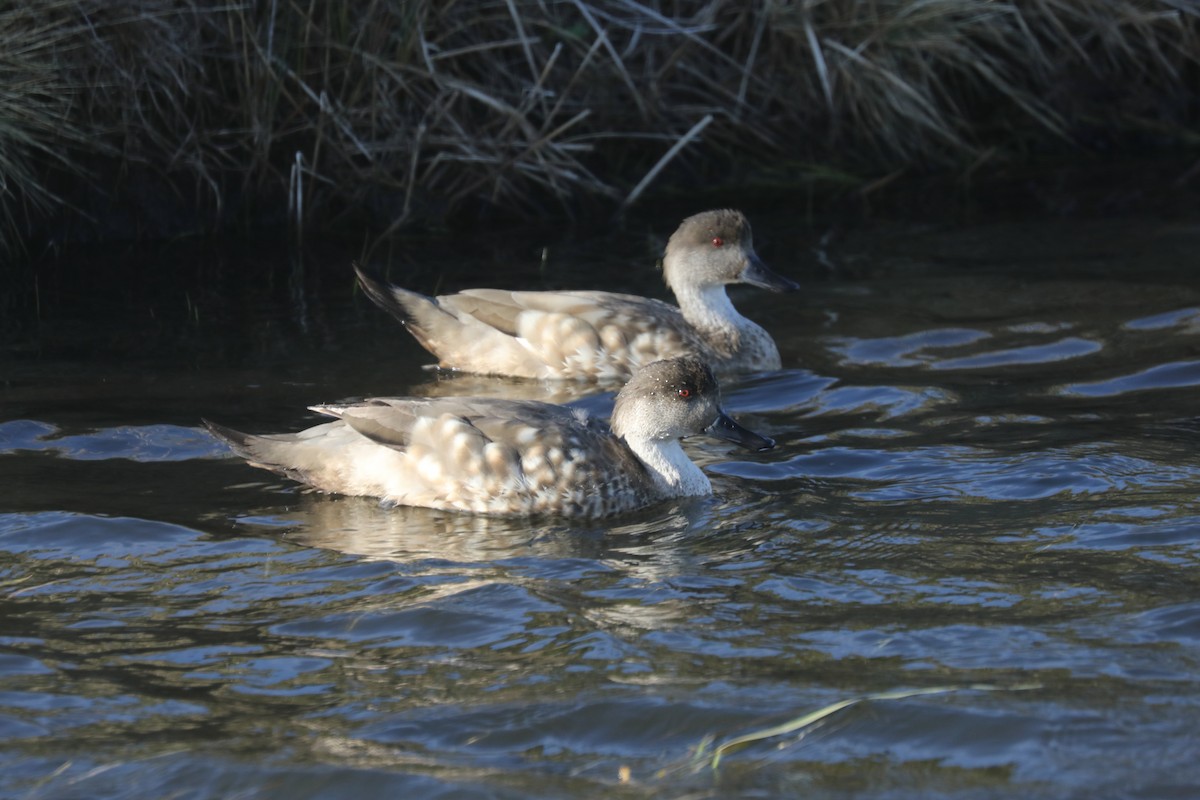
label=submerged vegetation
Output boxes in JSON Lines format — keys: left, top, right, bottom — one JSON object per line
{"left": 1, "top": 0, "right": 1198, "bottom": 252}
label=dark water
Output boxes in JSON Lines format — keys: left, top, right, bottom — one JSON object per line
{"left": 3, "top": 214, "right": 1200, "bottom": 798}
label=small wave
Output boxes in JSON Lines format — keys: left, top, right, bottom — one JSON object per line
{"left": 932, "top": 337, "right": 1102, "bottom": 370}
{"left": 830, "top": 328, "right": 988, "bottom": 368}
{"left": 0, "top": 421, "right": 225, "bottom": 462}
{"left": 1123, "top": 306, "right": 1200, "bottom": 332}
{"left": 1058, "top": 359, "right": 1200, "bottom": 398}
{"left": 806, "top": 385, "right": 957, "bottom": 420}
{"left": 718, "top": 443, "right": 1196, "bottom": 502}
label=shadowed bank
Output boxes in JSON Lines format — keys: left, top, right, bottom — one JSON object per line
{"left": 1, "top": 1, "right": 1199, "bottom": 253}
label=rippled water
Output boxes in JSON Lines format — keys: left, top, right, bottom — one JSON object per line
{"left": 3, "top": 216, "right": 1200, "bottom": 798}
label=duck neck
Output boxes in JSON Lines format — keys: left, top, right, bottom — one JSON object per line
{"left": 672, "top": 282, "right": 776, "bottom": 365}
{"left": 672, "top": 282, "right": 744, "bottom": 335}
{"left": 626, "top": 436, "right": 712, "bottom": 497}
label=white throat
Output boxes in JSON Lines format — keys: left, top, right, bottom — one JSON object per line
{"left": 626, "top": 436, "right": 712, "bottom": 497}
{"left": 670, "top": 282, "right": 778, "bottom": 369}
{"left": 672, "top": 282, "right": 746, "bottom": 334}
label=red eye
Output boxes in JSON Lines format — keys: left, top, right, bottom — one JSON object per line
{"left": 677, "top": 387, "right": 691, "bottom": 398}
{"left": 711, "top": 237, "right": 724, "bottom": 247}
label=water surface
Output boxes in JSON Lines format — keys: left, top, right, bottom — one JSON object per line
{"left": 2, "top": 214, "right": 1200, "bottom": 798}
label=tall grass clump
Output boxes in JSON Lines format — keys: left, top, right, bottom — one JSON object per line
{"left": 0, "top": 2, "right": 96, "bottom": 253}
{"left": 1, "top": 0, "right": 1197, "bottom": 253}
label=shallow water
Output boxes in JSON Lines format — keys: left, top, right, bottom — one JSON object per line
{"left": 3, "top": 213, "right": 1200, "bottom": 798}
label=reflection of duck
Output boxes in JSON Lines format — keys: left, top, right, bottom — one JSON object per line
{"left": 277, "top": 494, "right": 715, "bottom": 562}
{"left": 398, "top": 370, "right": 616, "bottom": 406}
{"left": 206, "top": 358, "right": 774, "bottom": 518}
{"left": 356, "top": 209, "right": 799, "bottom": 380}
{"left": 273, "top": 496, "right": 578, "bottom": 562}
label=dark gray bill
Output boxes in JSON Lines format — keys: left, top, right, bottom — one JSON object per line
{"left": 704, "top": 410, "right": 775, "bottom": 452}
{"left": 741, "top": 252, "right": 801, "bottom": 292}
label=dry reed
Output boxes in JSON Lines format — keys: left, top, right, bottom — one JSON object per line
{"left": 1, "top": 0, "right": 1197, "bottom": 253}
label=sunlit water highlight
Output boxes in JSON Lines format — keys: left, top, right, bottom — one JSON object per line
{"left": 2, "top": 217, "right": 1200, "bottom": 798}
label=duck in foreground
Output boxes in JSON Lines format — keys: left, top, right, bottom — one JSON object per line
{"left": 356, "top": 209, "right": 799, "bottom": 381}
{"left": 205, "top": 357, "right": 774, "bottom": 518}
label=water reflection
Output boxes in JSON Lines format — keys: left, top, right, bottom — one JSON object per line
{"left": 4, "top": 218, "right": 1200, "bottom": 798}
{"left": 932, "top": 336, "right": 1101, "bottom": 370}
{"left": 0, "top": 420, "right": 223, "bottom": 461}
{"left": 271, "top": 496, "right": 585, "bottom": 562}
{"left": 1058, "top": 358, "right": 1200, "bottom": 398}
{"left": 401, "top": 369, "right": 621, "bottom": 404}
{"left": 244, "top": 492, "right": 730, "bottom": 581}
{"left": 1124, "top": 305, "right": 1200, "bottom": 332}
{"left": 832, "top": 327, "right": 989, "bottom": 367}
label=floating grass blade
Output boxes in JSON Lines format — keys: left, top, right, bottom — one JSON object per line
{"left": 690, "top": 682, "right": 1042, "bottom": 772}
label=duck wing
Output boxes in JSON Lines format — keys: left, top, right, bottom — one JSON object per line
{"left": 319, "top": 396, "right": 632, "bottom": 469}
{"left": 444, "top": 289, "right": 680, "bottom": 337}
{"left": 438, "top": 290, "right": 703, "bottom": 379}
{"left": 317, "top": 397, "right": 642, "bottom": 510}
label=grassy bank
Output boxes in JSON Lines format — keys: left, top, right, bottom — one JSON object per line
{"left": 2, "top": 0, "right": 1198, "bottom": 253}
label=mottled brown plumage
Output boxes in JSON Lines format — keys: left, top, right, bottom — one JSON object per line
{"left": 205, "top": 358, "right": 775, "bottom": 517}
{"left": 356, "top": 209, "right": 798, "bottom": 380}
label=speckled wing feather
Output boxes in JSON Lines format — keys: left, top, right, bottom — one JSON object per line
{"left": 310, "top": 398, "right": 425, "bottom": 447}
{"left": 315, "top": 397, "right": 596, "bottom": 451}
{"left": 438, "top": 290, "right": 705, "bottom": 379}
{"left": 444, "top": 289, "right": 684, "bottom": 336}
{"left": 206, "top": 354, "right": 749, "bottom": 516}
{"left": 313, "top": 396, "right": 648, "bottom": 515}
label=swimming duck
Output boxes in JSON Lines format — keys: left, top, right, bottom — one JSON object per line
{"left": 205, "top": 357, "right": 774, "bottom": 518}
{"left": 356, "top": 209, "right": 798, "bottom": 381}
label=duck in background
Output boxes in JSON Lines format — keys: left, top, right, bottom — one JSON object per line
{"left": 355, "top": 209, "right": 798, "bottom": 381}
